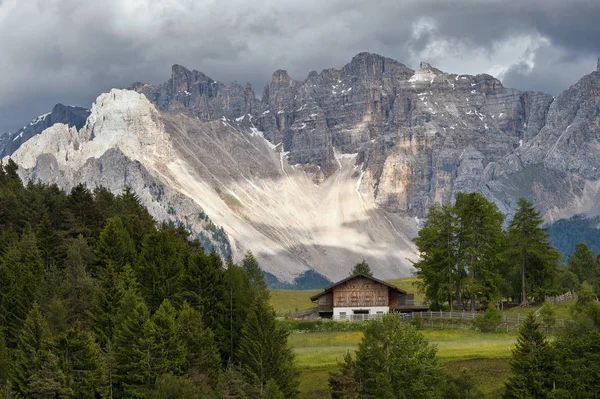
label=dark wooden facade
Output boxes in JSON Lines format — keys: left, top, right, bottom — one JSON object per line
{"left": 311, "top": 274, "right": 418, "bottom": 317}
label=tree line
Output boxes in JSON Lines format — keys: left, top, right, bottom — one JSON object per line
{"left": 413, "top": 192, "right": 600, "bottom": 309}
{"left": 0, "top": 159, "right": 298, "bottom": 398}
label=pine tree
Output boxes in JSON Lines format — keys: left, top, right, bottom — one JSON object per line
{"left": 442, "top": 368, "right": 482, "bottom": 399}
{"left": 237, "top": 298, "right": 298, "bottom": 398}
{"left": 148, "top": 373, "right": 213, "bottom": 399}
{"left": 242, "top": 251, "right": 268, "bottom": 297}
{"left": 113, "top": 288, "right": 150, "bottom": 397}
{"left": 0, "top": 227, "right": 44, "bottom": 344}
{"left": 506, "top": 198, "right": 560, "bottom": 306}
{"left": 454, "top": 192, "right": 504, "bottom": 309}
{"left": 68, "top": 183, "right": 99, "bottom": 238}
{"left": 503, "top": 313, "right": 552, "bottom": 399}
{"left": 11, "top": 304, "right": 69, "bottom": 397}
{"left": 222, "top": 261, "right": 253, "bottom": 362}
{"left": 0, "top": 329, "right": 9, "bottom": 385}
{"left": 551, "top": 283, "right": 600, "bottom": 398}
{"left": 116, "top": 187, "right": 155, "bottom": 250}
{"left": 349, "top": 260, "right": 373, "bottom": 277}
{"left": 0, "top": 241, "right": 27, "bottom": 345}
{"left": 118, "top": 299, "right": 187, "bottom": 397}
{"left": 178, "top": 302, "right": 221, "bottom": 386}
{"left": 58, "top": 322, "right": 107, "bottom": 398}
{"left": 136, "top": 229, "right": 188, "bottom": 311}
{"left": 89, "top": 261, "right": 126, "bottom": 346}
{"left": 36, "top": 212, "right": 66, "bottom": 270}
{"left": 355, "top": 314, "right": 443, "bottom": 398}
{"left": 185, "top": 249, "right": 226, "bottom": 339}
{"left": 93, "top": 216, "right": 136, "bottom": 276}
{"left": 222, "top": 365, "right": 251, "bottom": 399}
{"left": 46, "top": 296, "right": 70, "bottom": 337}
{"left": 567, "top": 243, "right": 600, "bottom": 295}
{"left": 142, "top": 299, "right": 186, "bottom": 379}
{"left": 413, "top": 203, "right": 461, "bottom": 310}
{"left": 63, "top": 236, "right": 96, "bottom": 324}
{"left": 328, "top": 351, "right": 359, "bottom": 399}
{"left": 263, "top": 379, "right": 286, "bottom": 399}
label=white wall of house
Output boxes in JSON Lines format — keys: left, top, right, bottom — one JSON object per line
{"left": 333, "top": 306, "right": 389, "bottom": 317}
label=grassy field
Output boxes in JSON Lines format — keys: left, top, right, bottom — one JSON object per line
{"left": 269, "top": 276, "right": 423, "bottom": 314}
{"left": 273, "top": 277, "right": 573, "bottom": 398}
{"left": 501, "top": 299, "right": 574, "bottom": 320}
{"left": 290, "top": 328, "right": 517, "bottom": 398}
{"left": 269, "top": 288, "right": 321, "bottom": 314}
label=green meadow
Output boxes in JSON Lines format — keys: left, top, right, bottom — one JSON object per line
{"left": 289, "top": 329, "right": 517, "bottom": 399}
{"left": 271, "top": 277, "right": 574, "bottom": 399}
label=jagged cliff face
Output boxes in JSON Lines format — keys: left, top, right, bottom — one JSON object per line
{"left": 0, "top": 104, "right": 90, "bottom": 157}
{"left": 5, "top": 53, "right": 600, "bottom": 281}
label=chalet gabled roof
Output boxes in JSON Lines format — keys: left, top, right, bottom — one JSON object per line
{"left": 310, "top": 273, "right": 407, "bottom": 302}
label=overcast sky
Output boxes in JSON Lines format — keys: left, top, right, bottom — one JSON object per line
{"left": 1, "top": 0, "right": 600, "bottom": 132}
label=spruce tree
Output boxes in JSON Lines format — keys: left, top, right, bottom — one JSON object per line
{"left": 350, "top": 260, "right": 373, "bottom": 277}
{"left": 63, "top": 236, "right": 96, "bottom": 324}
{"left": 185, "top": 249, "right": 226, "bottom": 339}
{"left": 242, "top": 250, "right": 268, "bottom": 297}
{"left": 551, "top": 283, "right": 600, "bottom": 398}
{"left": 263, "top": 379, "right": 286, "bottom": 399}
{"left": 178, "top": 302, "right": 221, "bottom": 386}
{"left": 142, "top": 299, "right": 186, "bottom": 379}
{"left": 89, "top": 261, "right": 125, "bottom": 346}
{"left": 503, "top": 313, "right": 552, "bottom": 399}
{"left": 329, "top": 351, "right": 359, "bottom": 399}
{"left": 237, "top": 298, "right": 298, "bottom": 398}
{"left": 0, "top": 329, "right": 9, "bottom": 385}
{"left": 68, "top": 183, "right": 99, "bottom": 238}
{"left": 36, "top": 212, "right": 66, "bottom": 270}
{"left": 222, "top": 261, "right": 253, "bottom": 362}
{"left": 113, "top": 288, "right": 150, "bottom": 397}
{"left": 93, "top": 216, "right": 136, "bottom": 276}
{"left": 116, "top": 187, "right": 155, "bottom": 250}
{"left": 355, "top": 314, "right": 443, "bottom": 399}
{"left": 11, "top": 304, "right": 69, "bottom": 397}
{"left": 58, "top": 322, "right": 107, "bottom": 398}
{"left": 222, "top": 365, "right": 251, "bottom": 399}
{"left": 413, "top": 203, "right": 461, "bottom": 310}
{"left": 567, "top": 243, "right": 600, "bottom": 295}
{"left": 136, "top": 229, "right": 187, "bottom": 311}
{"left": 506, "top": 198, "right": 560, "bottom": 306}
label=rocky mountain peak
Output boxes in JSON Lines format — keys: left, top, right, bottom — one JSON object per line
{"left": 418, "top": 61, "right": 443, "bottom": 74}
{"left": 344, "top": 52, "right": 413, "bottom": 80}
{"left": 6, "top": 54, "right": 600, "bottom": 282}
{"left": 0, "top": 103, "right": 89, "bottom": 158}
{"left": 271, "top": 69, "right": 298, "bottom": 87}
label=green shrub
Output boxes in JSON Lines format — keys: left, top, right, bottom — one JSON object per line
{"left": 411, "top": 313, "right": 423, "bottom": 329}
{"left": 472, "top": 305, "right": 502, "bottom": 332}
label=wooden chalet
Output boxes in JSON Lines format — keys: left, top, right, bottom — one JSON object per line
{"left": 310, "top": 273, "right": 427, "bottom": 319}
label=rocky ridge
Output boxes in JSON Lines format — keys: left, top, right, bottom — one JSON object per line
{"left": 5, "top": 53, "right": 600, "bottom": 281}
{"left": 0, "top": 104, "right": 90, "bottom": 158}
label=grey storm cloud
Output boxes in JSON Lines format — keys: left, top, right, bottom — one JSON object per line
{"left": 1, "top": 0, "right": 600, "bottom": 132}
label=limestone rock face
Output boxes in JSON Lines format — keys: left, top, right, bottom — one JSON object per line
{"left": 0, "top": 104, "right": 90, "bottom": 157}
{"left": 132, "top": 64, "right": 260, "bottom": 121}
{"left": 7, "top": 53, "right": 600, "bottom": 281}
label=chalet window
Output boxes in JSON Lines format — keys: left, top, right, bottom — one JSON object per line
{"left": 339, "top": 312, "right": 346, "bottom": 319}
{"left": 376, "top": 311, "right": 384, "bottom": 315}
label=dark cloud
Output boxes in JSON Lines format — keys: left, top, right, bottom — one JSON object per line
{"left": 1, "top": 0, "right": 599, "bottom": 132}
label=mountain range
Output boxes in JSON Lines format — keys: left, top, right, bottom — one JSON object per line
{"left": 3, "top": 53, "right": 600, "bottom": 283}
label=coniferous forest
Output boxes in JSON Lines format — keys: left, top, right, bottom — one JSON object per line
{"left": 0, "top": 159, "right": 298, "bottom": 398}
